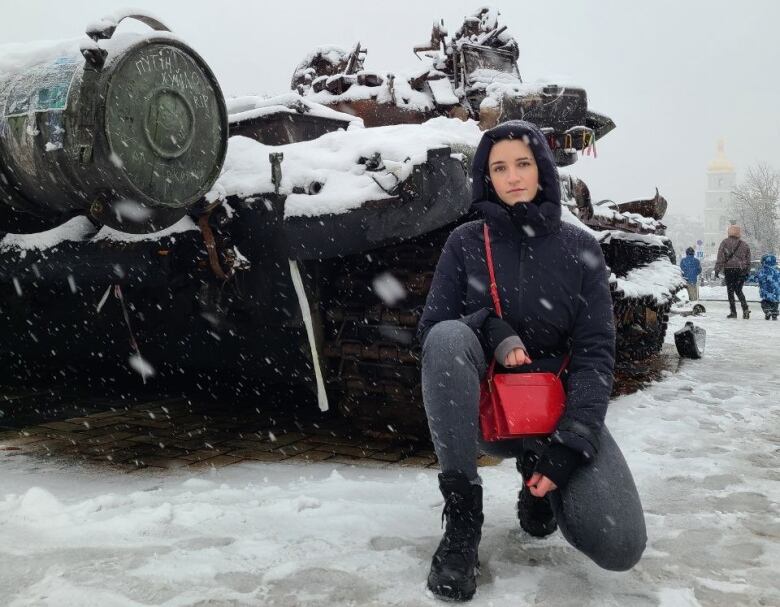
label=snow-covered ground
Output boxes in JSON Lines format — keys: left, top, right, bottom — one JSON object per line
{"left": 699, "top": 285, "right": 761, "bottom": 302}
{"left": 1, "top": 300, "right": 778, "bottom": 607}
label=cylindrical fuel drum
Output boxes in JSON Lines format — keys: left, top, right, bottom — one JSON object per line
{"left": 0, "top": 13, "right": 227, "bottom": 233}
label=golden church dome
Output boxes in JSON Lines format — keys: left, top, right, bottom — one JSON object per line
{"left": 708, "top": 139, "right": 735, "bottom": 172}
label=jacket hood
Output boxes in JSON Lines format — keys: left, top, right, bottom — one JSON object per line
{"left": 470, "top": 120, "right": 562, "bottom": 238}
{"left": 471, "top": 120, "right": 561, "bottom": 206}
{"left": 761, "top": 253, "right": 777, "bottom": 267}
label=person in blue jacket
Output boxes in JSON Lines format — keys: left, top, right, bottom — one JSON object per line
{"left": 417, "top": 120, "right": 645, "bottom": 601}
{"left": 754, "top": 253, "right": 780, "bottom": 320}
{"left": 680, "top": 247, "right": 702, "bottom": 301}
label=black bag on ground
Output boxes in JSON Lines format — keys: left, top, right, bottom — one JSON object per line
{"left": 674, "top": 321, "right": 706, "bottom": 359}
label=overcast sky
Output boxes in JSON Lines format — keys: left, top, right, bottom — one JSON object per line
{"left": 2, "top": 1, "right": 778, "bottom": 216}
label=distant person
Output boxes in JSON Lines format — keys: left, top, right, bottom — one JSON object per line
{"left": 715, "top": 225, "right": 751, "bottom": 319}
{"left": 754, "top": 254, "right": 780, "bottom": 320}
{"left": 679, "top": 247, "right": 702, "bottom": 301}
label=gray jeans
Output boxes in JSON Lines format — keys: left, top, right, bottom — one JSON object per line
{"left": 421, "top": 320, "right": 646, "bottom": 571}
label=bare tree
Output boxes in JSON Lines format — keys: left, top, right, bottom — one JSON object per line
{"left": 730, "top": 163, "right": 780, "bottom": 254}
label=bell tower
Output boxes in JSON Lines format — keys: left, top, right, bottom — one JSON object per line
{"left": 703, "top": 139, "right": 736, "bottom": 257}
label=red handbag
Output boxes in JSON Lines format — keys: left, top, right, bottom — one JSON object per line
{"left": 478, "top": 223, "right": 568, "bottom": 441}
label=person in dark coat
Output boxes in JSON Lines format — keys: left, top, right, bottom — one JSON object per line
{"left": 755, "top": 253, "right": 780, "bottom": 320}
{"left": 714, "top": 225, "right": 751, "bottom": 319}
{"left": 417, "top": 120, "right": 645, "bottom": 601}
{"left": 680, "top": 246, "right": 702, "bottom": 301}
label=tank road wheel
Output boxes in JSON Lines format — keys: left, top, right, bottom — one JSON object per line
{"left": 613, "top": 292, "right": 672, "bottom": 363}
{"left": 318, "top": 230, "right": 451, "bottom": 438}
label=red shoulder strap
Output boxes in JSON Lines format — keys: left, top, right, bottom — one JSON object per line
{"left": 484, "top": 221, "right": 572, "bottom": 377}
{"left": 483, "top": 222, "right": 503, "bottom": 318}
{"left": 556, "top": 354, "right": 570, "bottom": 377}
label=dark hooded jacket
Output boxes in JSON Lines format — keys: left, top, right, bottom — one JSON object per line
{"left": 417, "top": 120, "right": 616, "bottom": 474}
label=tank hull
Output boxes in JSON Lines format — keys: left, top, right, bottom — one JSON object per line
{"left": 0, "top": 8, "right": 683, "bottom": 439}
{"left": 0, "top": 148, "right": 470, "bottom": 409}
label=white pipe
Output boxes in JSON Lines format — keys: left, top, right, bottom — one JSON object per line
{"left": 288, "top": 259, "right": 329, "bottom": 412}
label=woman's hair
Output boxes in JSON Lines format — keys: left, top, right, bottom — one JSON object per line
{"left": 686, "top": 246, "right": 695, "bottom": 255}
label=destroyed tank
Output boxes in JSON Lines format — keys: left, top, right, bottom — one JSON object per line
{"left": 0, "top": 9, "right": 682, "bottom": 437}
{"left": 275, "top": 7, "right": 683, "bottom": 430}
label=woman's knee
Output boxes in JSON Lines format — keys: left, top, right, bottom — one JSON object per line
{"left": 590, "top": 529, "right": 646, "bottom": 572}
{"left": 422, "top": 320, "right": 482, "bottom": 362}
{"left": 557, "top": 501, "right": 646, "bottom": 572}
{"left": 563, "top": 427, "right": 647, "bottom": 571}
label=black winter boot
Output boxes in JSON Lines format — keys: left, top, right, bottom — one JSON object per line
{"left": 427, "top": 472, "right": 483, "bottom": 601}
{"left": 743, "top": 308, "right": 750, "bottom": 319}
{"left": 516, "top": 454, "right": 557, "bottom": 538}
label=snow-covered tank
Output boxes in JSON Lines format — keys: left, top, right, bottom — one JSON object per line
{"left": 274, "top": 8, "right": 683, "bottom": 429}
{"left": 0, "top": 9, "right": 682, "bottom": 437}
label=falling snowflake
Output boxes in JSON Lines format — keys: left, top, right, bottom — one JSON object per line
{"left": 580, "top": 249, "right": 601, "bottom": 269}
{"left": 129, "top": 354, "right": 156, "bottom": 383}
{"left": 468, "top": 276, "right": 486, "bottom": 292}
{"left": 113, "top": 199, "right": 153, "bottom": 223}
{"left": 372, "top": 272, "right": 407, "bottom": 306}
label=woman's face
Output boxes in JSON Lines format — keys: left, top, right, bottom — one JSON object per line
{"left": 487, "top": 138, "right": 540, "bottom": 206}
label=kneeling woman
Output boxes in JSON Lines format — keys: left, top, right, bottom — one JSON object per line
{"left": 417, "top": 120, "right": 646, "bottom": 601}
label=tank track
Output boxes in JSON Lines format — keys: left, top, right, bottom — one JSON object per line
{"left": 601, "top": 236, "right": 677, "bottom": 363}
{"left": 318, "top": 230, "right": 448, "bottom": 437}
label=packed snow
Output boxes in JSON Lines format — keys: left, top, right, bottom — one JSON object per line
{"left": 0, "top": 30, "right": 182, "bottom": 79}
{"left": 208, "top": 117, "right": 483, "bottom": 218}
{"left": 227, "top": 93, "right": 363, "bottom": 127}
{"left": 699, "top": 285, "right": 760, "bottom": 302}
{"left": 0, "top": 216, "right": 198, "bottom": 251}
{"left": 305, "top": 72, "right": 437, "bottom": 113}
{"left": 597, "top": 229, "right": 671, "bottom": 247}
{"left": 427, "top": 77, "right": 459, "bottom": 106}
{"left": 592, "top": 204, "right": 663, "bottom": 233}
{"left": 84, "top": 8, "right": 170, "bottom": 39}
{"left": 93, "top": 216, "right": 198, "bottom": 243}
{"left": 0, "top": 216, "right": 96, "bottom": 252}
{"left": 1, "top": 300, "right": 777, "bottom": 606}
{"left": 613, "top": 259, "right": 686, "bottom": 303}
{"left": 0, "top": 37, "right": 83, "bottom": 77}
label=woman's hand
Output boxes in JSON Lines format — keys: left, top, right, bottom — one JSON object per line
{"left": 504, "top": 347, "right": 532, "bottom": 367}
{"left": 526, "top": 472, "right": 557, "bottom": 498}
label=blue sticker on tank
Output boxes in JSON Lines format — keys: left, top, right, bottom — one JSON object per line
{"left": 4, "top": 57, "right": 79, "bottom": 117}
